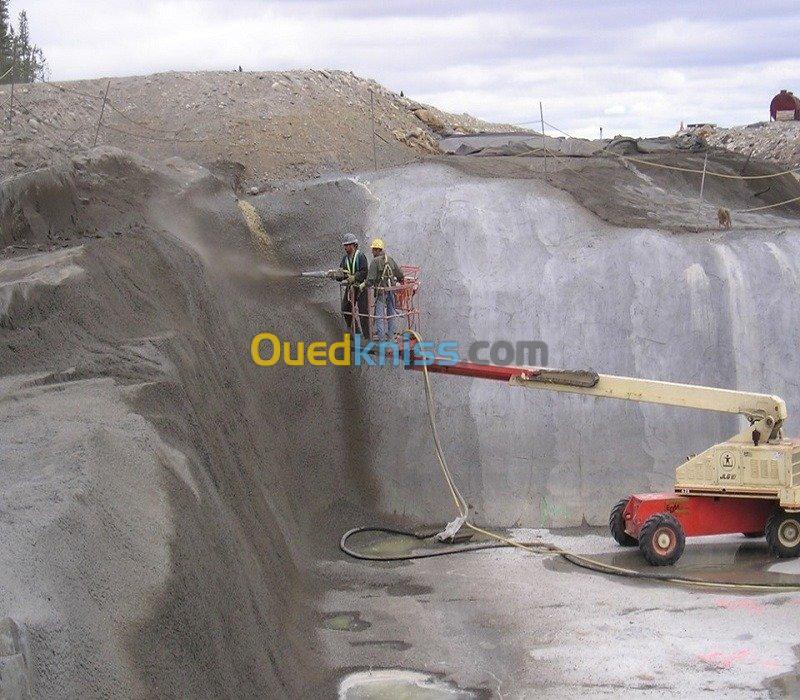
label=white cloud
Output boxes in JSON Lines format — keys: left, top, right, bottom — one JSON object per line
{"left": 8, "top": 0, "right": 800, "bottom": 137}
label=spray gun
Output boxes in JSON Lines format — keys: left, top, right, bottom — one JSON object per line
{"left": 300, "top": 268, "right": 349, "bottom": 281}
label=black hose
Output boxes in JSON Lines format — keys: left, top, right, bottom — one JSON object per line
{"left": 341, "top": 526, "right": 800, "bottom": 590}
{"left": 557, "top": 552, "right": 800, "bottom": 589}
{"left": 340, "top": 526, "right": 508, "bottom": 561}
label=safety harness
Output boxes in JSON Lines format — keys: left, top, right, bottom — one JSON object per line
{"left": 378, "top": 255, "right": 397, "bottom": 290}
{"left": 344, "top": 250, "right": 364, "bottom": 277}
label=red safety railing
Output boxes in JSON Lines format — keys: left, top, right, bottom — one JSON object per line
{"left": 341, "top": 264, "right": 421, "bottom": 340}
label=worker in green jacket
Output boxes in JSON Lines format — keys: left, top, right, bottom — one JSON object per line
{"left": 362, "top": 238, "right": 404, "bottom": 341}
{"left": 336, "top": 233, "right": 369, "bottom": 336}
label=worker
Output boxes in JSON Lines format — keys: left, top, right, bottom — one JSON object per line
{"left": 336, "top": 233, "right": 369, "bottom": 336}
{"left": 362, "top": 238, "right": 404, "bottom": 341}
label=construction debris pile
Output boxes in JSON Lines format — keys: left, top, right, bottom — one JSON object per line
{"left": 687, "top": 120, "right": 800, "bottom": 168}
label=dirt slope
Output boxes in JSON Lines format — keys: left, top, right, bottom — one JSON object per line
{"left": 450, "top": 148, "right": 800, "bottom": 231}
{"left": 0, "top": 70, "right": 520, "bottom": 188}
{"left": 0, "top": 148, "right": 382, "bottom": 697}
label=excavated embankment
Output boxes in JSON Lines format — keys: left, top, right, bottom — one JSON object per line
{"left": 0, "top": 148, "right": 381, "bottom": 697}
{"left": 2, "top": 146, "right": 800, "bottom": 695}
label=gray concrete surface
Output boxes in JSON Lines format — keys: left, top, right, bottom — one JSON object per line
{"left": 342, "top": 162, "right": 800, "bottom": 527}
{"left": 439, "top": 132, "right": 602, "bottom": 157}
{"left": 318, "top": 531, "right": 800, "bottom": 697}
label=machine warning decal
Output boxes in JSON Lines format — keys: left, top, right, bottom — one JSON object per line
{"left": 719, "top": 451, "right": 736, "bottom": 470}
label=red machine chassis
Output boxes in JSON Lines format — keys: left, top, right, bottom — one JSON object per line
{"left": 623, "top": 492, "right": 774, "bottom": 539}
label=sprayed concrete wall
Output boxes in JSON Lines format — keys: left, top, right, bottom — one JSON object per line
{"left": 0, "top": 150, "right": 382, "bottom": 697}
{"left": 275, "top": 162, "right": 800, "bottom": 528}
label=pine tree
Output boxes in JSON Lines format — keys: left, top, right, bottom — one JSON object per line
{"left": 30, "top": 44, "right": 46, "bottom": 82}
{"left": 0, "top": 0, "right": 12, "bottom": 83}
{"left": 8, "top": 11, "right": 46, "bottom": 83}
{"left": 16, "top": 10, "right": 30, "bottom": 82}
{"left": 24, "top": 11, "right": 46, "bottom": 82}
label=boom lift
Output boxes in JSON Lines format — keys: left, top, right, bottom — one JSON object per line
{"left": 311, "top": 263, "right": 800, "bottom": 566}
{"left": 408, "top": 357, "right": 800, "bottom": 566}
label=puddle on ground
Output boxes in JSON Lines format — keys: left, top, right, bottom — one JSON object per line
{"left": 546, "top": 536, "right": 800, "bottom": 587}
{"left": 321, "top": 611, "right": 371, "bottom": 632}
{"left": 347, "top": 531, "right": 422, "bottom": 558}
{"left": 338, "top": 669, "right": 482, "bottom": 699}
{"left": 767, "top": 559, "right": 800, "bottom": 575}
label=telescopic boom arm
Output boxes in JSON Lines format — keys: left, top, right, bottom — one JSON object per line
{"left": 410, "top": 358, "right": 787, "bottom": 443}
{"left": 510, "top": 371, "right": 787, "bottom": 425}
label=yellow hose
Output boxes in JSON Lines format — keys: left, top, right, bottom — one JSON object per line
{"left": 618, "top": 154, "right": 800, "bottom": 180}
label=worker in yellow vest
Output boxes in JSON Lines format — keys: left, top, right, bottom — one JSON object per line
{"left": 337, "top": 233, "right": 369, "bottom": 336}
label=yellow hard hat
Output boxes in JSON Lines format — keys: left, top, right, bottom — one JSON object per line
{"left": 370, "top": 238, "right": 385, "bottom": 250}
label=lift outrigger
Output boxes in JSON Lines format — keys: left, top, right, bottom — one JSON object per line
{"left": 319, "top": 263, "right": 800, "bottom": 566}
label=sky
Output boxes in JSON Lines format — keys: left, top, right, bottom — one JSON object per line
{"left": 9, "top": 0, "right": 800, "bottom": 138}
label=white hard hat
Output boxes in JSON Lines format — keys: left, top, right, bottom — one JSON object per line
{"left": 342, "top": 233, "right": 359, "bottom": 246}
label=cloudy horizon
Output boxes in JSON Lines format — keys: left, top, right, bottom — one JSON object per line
{"left": 10, "top": 0, "right": 800, "bottom": 138}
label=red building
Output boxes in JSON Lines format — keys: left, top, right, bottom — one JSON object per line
{"left": 770, "top": 90, "right": 800, "bottom": 121}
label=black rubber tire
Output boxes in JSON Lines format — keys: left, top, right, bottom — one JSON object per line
{"left": 742, "top": 532, "right": 764, "bottom": 538}
{"left": 638, "top": 513, "right": 685, "bottom": 566}
{"left": 609, "top": 497, "right": 637, "bottom": 546}
{"left": 765, "top": 510, "right": 800, "bottom": 559}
